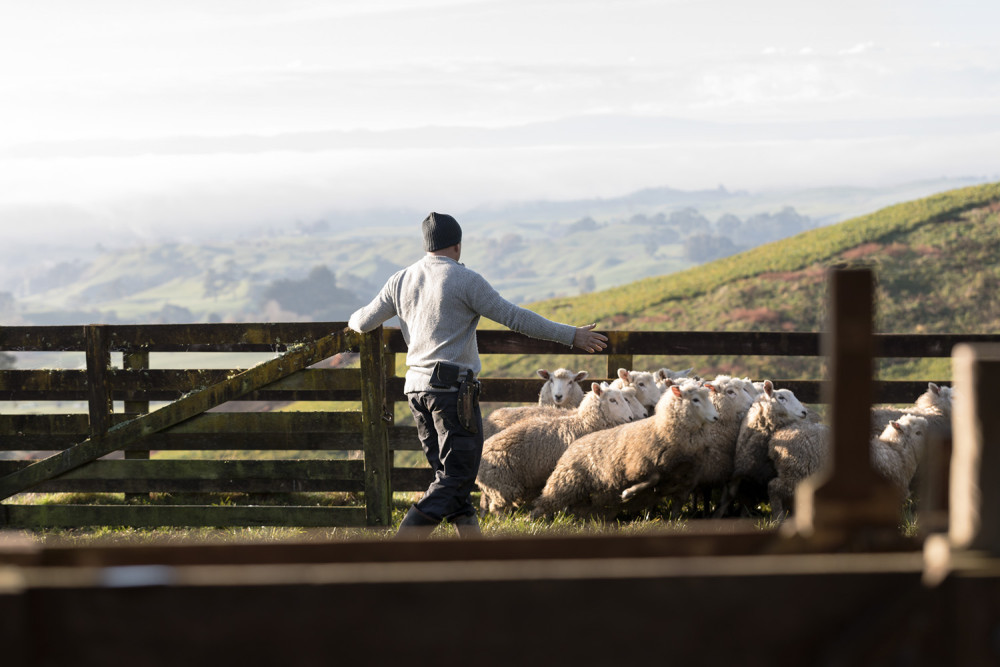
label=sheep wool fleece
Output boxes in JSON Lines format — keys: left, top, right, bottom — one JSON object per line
{"left": 348, "top": 254, "right": 577, "bottom": 523}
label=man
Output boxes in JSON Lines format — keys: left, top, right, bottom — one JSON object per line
{"left": 347, "top": 212, "right": 608, "bottom": 538}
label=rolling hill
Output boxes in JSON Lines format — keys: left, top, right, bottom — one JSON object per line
{"left": 479, "top": 181, "right": 1000, "bottom": 384}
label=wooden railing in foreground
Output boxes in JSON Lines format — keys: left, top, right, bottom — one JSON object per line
{"left": 1, "top": 267, "right": 999, "bottom": 665}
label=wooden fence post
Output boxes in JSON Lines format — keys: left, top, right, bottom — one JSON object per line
{"left": 84, "top": 325, "right": 112, "bottom": 438}
{"left": 949, "top": 343, "right": 1000, "bottom": 554}
{"left": 606, "top": 332, "right": 633, "bottom": 379}
{"left": 359, "top": 327, "right": 392, "bottom": 527}
{"left": 794, "top": 268, "right": 901, "bottom": 542}
{"left": 123, "top": 345, "right": 151, "bottom": 503}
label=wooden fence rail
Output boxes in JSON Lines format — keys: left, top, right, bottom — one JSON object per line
{"left": 1, "top": 321, "right": 999, "bottom": 530}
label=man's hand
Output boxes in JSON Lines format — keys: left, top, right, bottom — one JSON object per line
{"left": 573, "top": 323, "right": 608, "bottom": 353}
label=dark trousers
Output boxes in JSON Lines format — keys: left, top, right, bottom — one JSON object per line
{"left": 407, "top": 390, "right": 484, "bottom": 522}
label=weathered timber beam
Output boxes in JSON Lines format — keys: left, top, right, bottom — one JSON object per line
{"left": 950, "top": 343, "right": 1000, "bottom": 554}
{"left": 797, "top": 268, "right": 901, "bottom": 541}
{"left": 0, "top": 328, "right": 359, "bottom": 501}
{"left": 107, "top": 322, "right": 352, "bottom": 351}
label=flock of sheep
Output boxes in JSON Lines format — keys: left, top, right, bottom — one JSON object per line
{"left": 475, "top": 366, "right": 954, "bottom": 523}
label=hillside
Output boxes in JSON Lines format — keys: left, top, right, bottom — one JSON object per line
{"left": 480, "top": 181, "right": 1000, "bottom": 384}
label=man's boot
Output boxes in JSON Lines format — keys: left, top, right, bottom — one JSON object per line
{"left": 395, "top": 505, "right": 439, "bottom": 540}
{"left": 449, "top": 512, "right": 482, "bottom": 539}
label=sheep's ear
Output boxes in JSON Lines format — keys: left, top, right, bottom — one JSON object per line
{"left": 617, "top": 368, "right": 630, "bottom": 383}
{"left": 764, "top": 380, "right": 774, "bottom": 396}
{"left": 891, "top": 420, "right": 903, "bottom": 432}
{"left": 671, "top": 385, "right": 682, "bottom": 398}
{"left": 574, "top": 371, "right": 589, "bottom": 382}
{"left": 537, "top": 369, "right": 551, "bottom": 380}
{"left": 928, "top": 382, "right": 940, "bottom": 395}
{"left": 663, "top": 378, "right": 674, "bottom": 389}
{"left": 591, "top": 382, "right": 602, "bottom": 395}
{"left": 705, "top": 383, "right": 717, "bottom": 394}
{"left": 679, "top": 368, "right": 693, "bottom": 377}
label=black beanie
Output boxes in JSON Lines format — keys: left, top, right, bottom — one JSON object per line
{"left": 422, "top": 212, "right": 462, "bottom": 252}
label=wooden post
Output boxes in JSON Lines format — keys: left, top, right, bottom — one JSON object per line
{"left": 950, "top": 344, "right": 1000, "bottom": 554}
{"left": 84, "top": 325, "right": 112, "bottom": 438}
{"left": 604, "top": 332, "right": 632, "bottom": 380}
{"left": 794, "top": 268, "right": 900, "bottom": 540}
{"left": 123, "top": 346, "right": 151, "bottom": 503}
{"left": 359, "top": 327, "right": 392, "bottom": 528}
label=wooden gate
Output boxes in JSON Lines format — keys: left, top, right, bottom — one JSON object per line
{"left": 0, "top": 324, "right": 393, "bottom": 528}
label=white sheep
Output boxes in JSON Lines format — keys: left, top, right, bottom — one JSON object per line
{"left": 870, "top": 414, "right": 928, "bottom": 496}
{"left": 685, "top": 374, "right": 756, "bottom": 516}
{"left": 483, "top": 405, "right": 567, "bottom": 440}
{"left": 610, "top": 368, "right": 662, "bottom": 412}
{"left": 654, "top": 367, "right": 694, "bottom": 392}
{"left": 529, "top": 381, "right": 720, "bottom": 522}
{"left": 476, "top": 382, "right": 634, "bottom": 514}
{"left": 619, "top": 385, "right": 649, "bottom": 420}
{"left": 766, "top": 420, "right": 832, "bottom": 519}
{"left": 481, "top": 367, "right": 589, "bottom": 439}
{"left": 720, "top": 380, "right": 810, "bottom": 516}
{"left": 871, "top": 382, "right": 953, "bottom": 439}
{"left": 870, "top": 382, "right": 952, "bottom": 492}
{"left": 537, "top": 368, "right": 589, "bottom": 408}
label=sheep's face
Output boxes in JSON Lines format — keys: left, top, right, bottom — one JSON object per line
{"left": 710, "top": 377, "right": 754, "bottom": 416}
{"left": 538, "top": 368, "right": 587, "bottom": 407}
{"left": 771, "top": 388, "right": 809, "bottom": 420}
{"left": 882, "top": 414, "right": 928, "bottom": 450}
{"left": 626, "top": 371, "right": 661, "bottom": 409}
{"left": 668, "top": 383, "right": 719, "bottom": 424}
{"left": 620, "top": 386, "right": 648, "bottom": 419}
{"left": 597, "top": 384, "right": 635, "bottom": 424}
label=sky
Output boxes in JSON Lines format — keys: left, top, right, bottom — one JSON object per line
{"left": 2, "top": 0, "right": 999, "bottom": 243}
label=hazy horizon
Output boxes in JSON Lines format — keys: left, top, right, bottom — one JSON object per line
{"left": 3, "top": 0, "right": 999, "bottom": 245}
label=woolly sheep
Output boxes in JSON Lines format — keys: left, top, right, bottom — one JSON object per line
{"left": 766, "top": 420, "right": 832, "bottom": 519}
{"left": 538, "top": 368, "right": 589, "bottom": 408}
{"left": 685, "top": 375, "right": 756, "bottom": 515}
{"left": 870, "top": 382, "right": 952, "bottom": 492}
{"left": 720, "top": 380, "right": 810, "bottom": 516}
{"left": 610, "top": 368, "right": 662, "bottom": 412}
{"left": 476, "top": 382, "right": 634, "bottom": 514}
{"left": 481, "top": 367, "right": 589, "bottom": 439}
{"left": 619, "top": 385, "right": 649, "bottom": 420}
{"left": 870, "top": 414, "right": 928, "bottom": 496}
{"left": 654, "top": 367, "right": 694, "bottom": 392}
{"left": 530, "top": 381, "right": 720, "bottom": 522}
{"left": 870, "top": 382, "right": 953, "bottom": 440}
{"left": 483, "top": 404, "right": 567, "bottom": 440}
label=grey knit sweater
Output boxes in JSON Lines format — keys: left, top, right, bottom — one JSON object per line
{"left": 348, "top": 255, "right": 577, "bottom": 393}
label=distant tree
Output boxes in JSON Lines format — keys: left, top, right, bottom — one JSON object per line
{"left": 668, "top": 207, "right": 712, "bottom": 237}
{"left": 714, "top": 213, "right": 743, "bottom": 240}
{"left": 259, "top": 265, "right": 361, "bottom": 319}
{"left": 0, "top": 351, "right": 15, "bottom": 369}
{"left": 738, "top": 207, "right": 812, "bottom": 245}
{"left": 567, "top": 217, "right": 599, "bottom": 234}
{"left": 684, "top": 234, "right": 740, "bottom": 263}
